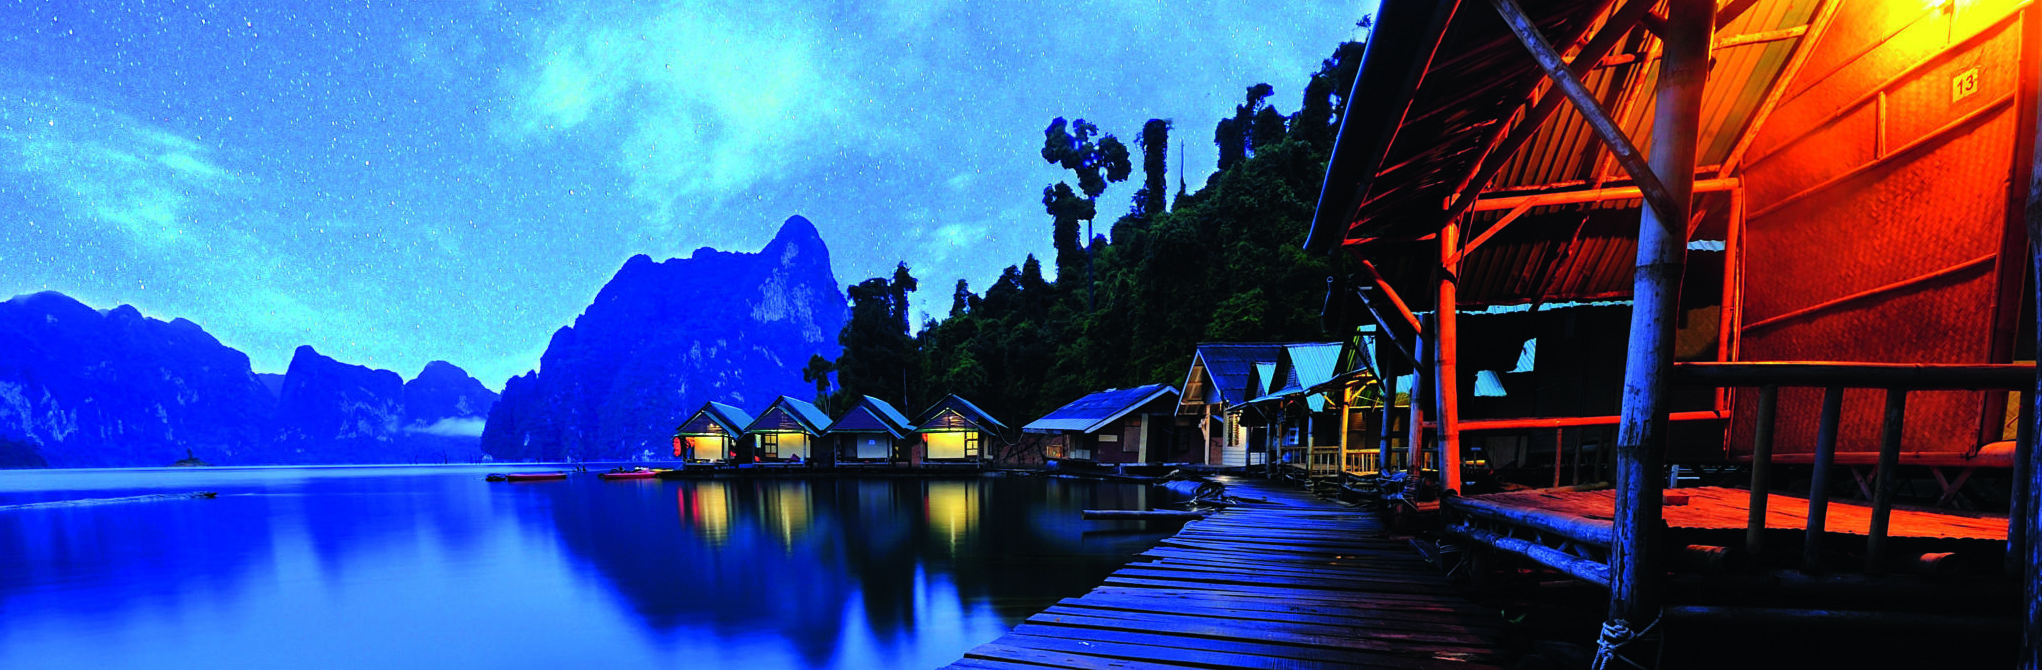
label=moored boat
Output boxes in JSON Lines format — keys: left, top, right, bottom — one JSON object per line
{"left": 597, "top": 468, "right": 659, "bottom": 480}
{"left": 502, "top": 472, "right": 568, "bottom": 482}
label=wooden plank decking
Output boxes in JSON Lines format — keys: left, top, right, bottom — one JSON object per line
{"left": 947, "top": 478, "right": 1514, "bottom": 669}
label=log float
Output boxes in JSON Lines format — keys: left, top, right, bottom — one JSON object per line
{"left": 0, "top": 491, "right": 218, "bottom": 511}
{"left": 1081, "top": 509, "right": 1210, "bottom": 521}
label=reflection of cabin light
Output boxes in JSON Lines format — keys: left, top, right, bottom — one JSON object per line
{"left": 685, "top": 482, "right": 732, "bottom": 547}
{"left": 767, "top": 482, "right": 810, "bottom": 552}
{"left": 925, "top": 481, "right": 977, "bottom": 552}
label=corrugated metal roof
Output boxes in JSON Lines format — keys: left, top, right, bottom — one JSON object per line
{"left": 913, "top": 394, "right": 1008, "bottom": 433}
{"left": 1178, "top": 343, "right": 1294, "bottom": 411}
{"left": 1024, "top": 384, "right": 1180, "bottom": 434}
{"left": 1265, "top": 343, "right": 1344, "bottom": 412}
{"left": 745, "top": 395, "right": 830, "bottom": 435}
{"left": 825, "top": 395, "right": 915, "bottom": 438}
{"left": 1310, "top": 0, "right": 1824, "bottom": 306}
{"left": 677, "top": 401, "right": 754, "bottom": 436}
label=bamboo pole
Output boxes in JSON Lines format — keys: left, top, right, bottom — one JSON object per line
{"left": 1380, "top": 378, "right": 1399, "bottom": 474}
{"left": 1597, "top": 0, "right": 1712, "bottom": 633}
{"left": 2021, "top": 6, "right": 2042, "bottom": 663}
{"left": 1438, "top": 217, "right": 1464, "bottom": 495}
{"left": 2012, "top": 392, "right": 2033, "bottom": 578}
{"left": 1408, "top": 316, "right": 1432, "bottom": 479}
{"left": 1866, "top": 388, "right": 1908, "bottom": 574}
{"left": 1805, "top": 386, "right": 1845, "bottom": 570}
{"left": 1746, "top": 385, "right": 1778, "bottom": 557}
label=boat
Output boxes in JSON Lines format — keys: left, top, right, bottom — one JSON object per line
{"left": 502, "top": 472, "right": 568, "bottom": 482}
{"left": 597, "top": 468, "right": 659, "bottom": 480}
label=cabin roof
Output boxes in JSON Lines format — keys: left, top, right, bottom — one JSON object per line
{"left": 913, "top": 394, "right": 1008, "bottom": 433}
{"left": 1024, "top": 384, "right": 1180, "bottom": 434}
{"left": 677, "top": 401, "right": 754, "bottom": 436}
{"left": 1177, "top": 343, "right": 1299, "bottom": 413}
{"left": 1267, "top": 343, "right": 1344, "bottom": 399}
{"left": 1306, "top": 0, "right": 1821, "bottom": 306}
{"left": 744, "top": 395, "right": 831, "bottom": 435}
{"left": 825, "top": 395, "right": 916, "bottom": 438}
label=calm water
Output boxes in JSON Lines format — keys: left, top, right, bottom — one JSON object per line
{"left": 0, "top": 467, "right": 1177, "bottom": 669}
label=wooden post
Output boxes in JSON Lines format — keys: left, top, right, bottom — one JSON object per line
{"left": 1380, "top": 380, "right": 1399, "bottom": 474}
{"left": 1805, "top": 385, "right": 1845, "bottom": 570}
{"left": 1601, "top": 0, "right": 1712, "bottom": 638}
{"left": 1438, "top": 218, "right": 1464, "bottom": 495}
{"left": 2013, "top": 391, "right": 2034, "bottom": 577}
{"left": 1746, "top": 384, "right": 1779, "bottom": 557}
{"left": 2022, "top": 5, "right": 2042, "bottom": 660}
{"left": 1408, "top": 316, "right": 1432, "bottom": 479}
{"left": 1552, "top": 427, "right": 1564, "bottom": 488}
{"left": 1867, "top": 388, "right": 1907, "bottom": 574}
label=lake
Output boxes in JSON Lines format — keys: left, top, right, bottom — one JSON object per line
{"left": 0, "top": 466, "right": 1178, "bottom": 669}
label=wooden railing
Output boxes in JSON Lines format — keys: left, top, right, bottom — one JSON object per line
{"left": 1670, "top": 361, "right": 2034, "bottom": 574}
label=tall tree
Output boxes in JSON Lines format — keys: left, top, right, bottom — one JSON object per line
{"left": 801, "top": 354, "right": 835, "bottom": 415}
{"left": 1040, "top": 117, "right": 1132, "bottom": 310}
{"left": 832, "top": 263, "right": 919, "bottom": 410}
{"left": 1133, "top": 119, "right": 1171, "bottom": 221}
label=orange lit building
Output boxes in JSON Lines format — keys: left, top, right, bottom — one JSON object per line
{"left": 1312, "top": 0, "right": 2042, "bottom": 662}
{"left": 673, "top": 401, "right": 754, "bottom": 464}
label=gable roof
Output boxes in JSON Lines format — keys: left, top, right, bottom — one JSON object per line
{"left": 744, "top": 395, "right": 831, "bottom": 435}
{"left": 1024, "top": 384, "right": 1180, "bottom": 434}
{"left": 1177, "top": 343, "right": 1296, "bottom": 413}
{"left": 914, "top": 394, "right": 1008, "bottom": 433}
{"left": 677, "top": 401, "right": 754, "bottom": 436}
{"left": 1268, "top": 343, "right": 1344, "bottom": 411}
{"left": 825, "top": 395, "right": 915, "bottom": 439}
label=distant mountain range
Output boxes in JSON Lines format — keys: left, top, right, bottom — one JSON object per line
{"left": 0, "top": 215, "right": 846, "bottom": 468}
{"left": 0, "top": 292, "right": 499, "bottom": 468}
{"left": 481, "top": 215, "right": 847, "bottom": 462}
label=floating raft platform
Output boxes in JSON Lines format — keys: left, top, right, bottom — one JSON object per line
{"left": 1460, "top": 485, "right": 2007, "bottom": 541}
{"left": 946, "top": 478, "right": 1515, "bottom": 669}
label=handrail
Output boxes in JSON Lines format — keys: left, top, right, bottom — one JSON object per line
{"left": 1671, "top": 361, "right": 2033, "bottom": 390}
{"left": 1665, "top": 361, "right": 2033, "bottom": 577}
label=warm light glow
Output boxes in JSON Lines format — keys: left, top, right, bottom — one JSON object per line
{"left": 683, "top": 481, "right": 732, "bottom": 547}
{"left": 762, "top": 481, "right": 811, "bottom": 551}
{"left": 925, "top": 432, "right": 969, "bottom": 460}
{"left": 924, "top": 481, "right": 978, "bottom": 552}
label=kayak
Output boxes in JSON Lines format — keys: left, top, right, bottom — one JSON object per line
{"left": 598, "top": 469, "right": 659, "bottom": 480}
{"left": 503, "top": 472, "right": 568, "bottom": 482}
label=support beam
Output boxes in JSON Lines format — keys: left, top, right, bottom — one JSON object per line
{"left": 1441, "top": 0, "right": 1655, "bottom": 228}
{"left": 1438, "top": 220, "right": 1464, "bottom": 495}
{"left": 1601, "top": 0, "right": 1710, "bottom": 653}
{"left": 1408, "top": 316, "right": 1432, "bottom": 479}
{"left": 1489, "top": 0, "right": 1680, "bottom": 225}
{"left": 2022, "top": 0, "right": 2042, "bottom": 659}
{"left": 1471, "top": 178, "right": 1740, "bottom": 212}
{"left": 1358, "top": 260, "right": 1423, "bottom": 334}
{"left": 1354, "top": 288, "right": 1418, "bottom": 364}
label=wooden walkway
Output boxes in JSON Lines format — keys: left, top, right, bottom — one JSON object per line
{"left": 946, "top": 478, "right": 1514, "bottom": 669}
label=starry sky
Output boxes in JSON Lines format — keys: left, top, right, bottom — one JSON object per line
{"left": 0, "top": 1, "right": 1372, "bottom": 389}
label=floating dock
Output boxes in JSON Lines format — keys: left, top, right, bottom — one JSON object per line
{"left": 946, "top": 478, "right": 1514, "bottom": 669}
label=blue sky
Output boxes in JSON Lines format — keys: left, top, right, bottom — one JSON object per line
{"left": 0, "top": 1, "right": 1371, "bottom": 389}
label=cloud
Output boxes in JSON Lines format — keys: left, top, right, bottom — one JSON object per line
{"left": 407, "top": 417, "right": 488, "bottom": 438}
{"left": 504, "top": 3, "right": 864, "bottom": 227}
{"left": 3, "top": 94, "right": 236, "bottom": 249}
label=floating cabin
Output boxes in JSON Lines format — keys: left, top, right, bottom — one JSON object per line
{"left": 740, "top": 396, "right": 830, "bottom": 463}
{"left": 1176, "top": 343, "right": 1293, "bottom": 468}
{"left": 914, "top": 394, "right": 1007, "bottom": 466}
{"left": 1022, "top": 384, "right": 1189, "bottom": 465}
{"left": 824, "top": 395, "right": 915, "bottom": 466}
{"left": 673, "top": 401, "right": 754, "bottom": 463}
{"left": 1239, "top": 342, "right": 1347, "bottom": 477}
{"left": 1310, "top": 0, "right": 2042, "bottom": 660}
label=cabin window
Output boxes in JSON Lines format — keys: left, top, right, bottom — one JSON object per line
{"left": 964, "top": 433, "right": 979, "bottom": 458}
{"left": 759, "top": 433, "right": 778, "bottom": 457}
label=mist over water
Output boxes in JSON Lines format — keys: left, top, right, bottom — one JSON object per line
{"left": 0, "top": 467, "right": 1175, "bottom": 669}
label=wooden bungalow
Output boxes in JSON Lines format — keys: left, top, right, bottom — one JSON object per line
{"left": 1241, "top": 342, "right": 1347, "bottom": 478}
{"left": 825, "top": 395, "right": 915, "bottom": 466}
{"left": 741, "top": 396, "right": 830, "bottom": 463}
{"left": 1311, "top": 0, "right": 2042, "bottom": 663}
{"left": 1022, "top": 384, "right": 1186, "bottom": 465}
{"left": 914, "top": 394, "right": 1008, "bottom": 465}
{"left": 1176, "top": 343, "right": 1293, "bottom": 467}
{"left": 674, "top": 401, "right": 754, "bottom": 463}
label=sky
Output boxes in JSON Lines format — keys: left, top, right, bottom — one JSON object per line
{"left": 0, "top": 0, "right": 1372, "bottom": 390}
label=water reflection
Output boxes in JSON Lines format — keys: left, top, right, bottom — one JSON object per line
{"left": 0, "top": 468, "right": 1180, "bottom": 669}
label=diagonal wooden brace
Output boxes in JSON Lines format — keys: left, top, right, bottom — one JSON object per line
{"left": 1488, "top": 0, "right": 1681, "bottom": 224}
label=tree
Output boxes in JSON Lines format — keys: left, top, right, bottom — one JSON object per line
{"left": 1040, "top": 117, "right": 1132, "bottom": 310}
{"left": 1216, "top": 83, "right": 1276, "bottom": 171}
{"left": 801, "top": 354, "right": 835, "bottom": 415}
{"left": 1133, "top": 119, "right": 1171, "bottom": 221}
{"left": 832, "top": 263, "right": 919, "bottom": 410}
